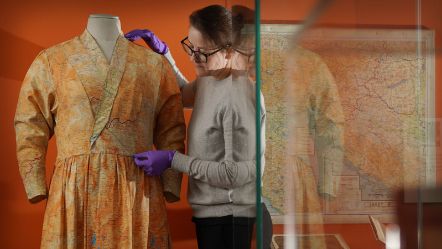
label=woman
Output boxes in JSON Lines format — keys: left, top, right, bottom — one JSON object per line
{"left": 126, "top": 5, "right": 266, "bottom": 249}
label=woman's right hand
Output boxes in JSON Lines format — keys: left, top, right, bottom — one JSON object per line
{"left": 133, "top": 150, "right": 176, "bottom": 176}
{"left": 124, "top": 29, "right": 169, "bottom": 55}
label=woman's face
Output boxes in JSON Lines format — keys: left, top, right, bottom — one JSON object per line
{"left": 188, "top": 26, "right": 229, "bottom": 76}
{"left": 231, "top": 36, "right": 256, "bottom": 78}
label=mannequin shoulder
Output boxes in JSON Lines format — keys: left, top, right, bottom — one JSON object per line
{"left": 34, "top": 36, "right": 81, "bottom": 63}
{"left": 41, "top": 36, "right": 79, "bottom": 55}
{"left": 127, "top": 41, "right": 164, "bottom": 65}
{"left": 127, "top": 41, "right": 160, "bottom": 57}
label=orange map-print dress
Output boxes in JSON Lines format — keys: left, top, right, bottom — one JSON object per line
{"left": 14, "top": 30, "right": 186, "bottom": 249}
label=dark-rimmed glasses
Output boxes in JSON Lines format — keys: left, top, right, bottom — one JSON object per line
{"left": 232, "top": 47, "right": 255, "bottom": 63}
{"left": 181, "top": 36, "right": 230, "bottom": 63}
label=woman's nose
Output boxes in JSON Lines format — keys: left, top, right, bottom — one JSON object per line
{"left": 190, "top": 54, "right": 197, "bottom": 63}
{"left": 190, "top": 54, "right": 204, "bottom": 64}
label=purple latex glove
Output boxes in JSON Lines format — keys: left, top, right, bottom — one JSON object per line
{"left": 133, "top": 150, "right": 175, "bottom": 176}
{"left": 124, "top": 29, "right": 169, "bottom": 54}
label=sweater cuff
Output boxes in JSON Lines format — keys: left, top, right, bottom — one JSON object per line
{"left": 171, "top": 152, "right": 193, "bottom": 173}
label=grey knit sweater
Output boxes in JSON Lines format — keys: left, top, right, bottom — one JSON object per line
{"left": 171, "top": 74, "right": 266, "bottom": 218}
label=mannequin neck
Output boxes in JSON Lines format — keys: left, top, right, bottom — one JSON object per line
{"left": 86, "top": 14, "right": 122, "bottom": 62}
{"left": 87, "top": 14, "right": 122, "bottom": 41}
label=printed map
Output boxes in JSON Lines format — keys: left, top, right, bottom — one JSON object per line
{"left": 261, "top": 26, "right": 435, "bottom": 221}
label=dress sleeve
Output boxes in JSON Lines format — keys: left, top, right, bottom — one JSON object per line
{"left": 154, "top": 57, "right": 187, "bottom": 202}
{"left": 312, "top": 61, "right": 345, "bottom": 197}
{"left": 14, "top": 51, "right": 56, "bottom": 203}
{"left": 286, "top": 49, "right": 344, "bottom": 198}
{"left": 180, "top": 80, "right": 196, "bottom": 108}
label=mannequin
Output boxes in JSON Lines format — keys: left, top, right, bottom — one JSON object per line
{"left": 15, "top": 12, "right": 185, "bottom": 248}
{"left": 23, "top": 15, "right": 121, "bottom": 205}
{"left": 86, "top": 14, "right": 123, "bottom": 62}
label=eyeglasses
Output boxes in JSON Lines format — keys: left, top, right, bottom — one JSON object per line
{"left": 181, "top": 36, "right": 230, "bottom": 63}
{"left": 232, "top": 47, "right": 255, "bottom": 63}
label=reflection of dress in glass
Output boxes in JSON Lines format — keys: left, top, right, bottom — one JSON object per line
{"left": 14, "top": 30, "right": 185, "bottom": 248}
{"left": 285, "top": 46, "right": 344, "bottom": 247}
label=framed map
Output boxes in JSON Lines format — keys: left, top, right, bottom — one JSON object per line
{"left": 260, "top": 24, "right": 436, "bottom": 223}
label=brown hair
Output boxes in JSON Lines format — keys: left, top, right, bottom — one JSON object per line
{"left": 231, "top": 5, "right": 255, "bottom": 48}
{"left": 190, "top": 5, "right": 256, "bottom": 80}
{"left": 189, "top": 5, "right": 233, "bottom": 48}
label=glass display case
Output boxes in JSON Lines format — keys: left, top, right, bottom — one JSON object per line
{"left": 255, "top": 0, "right": 441, "bottom": 249}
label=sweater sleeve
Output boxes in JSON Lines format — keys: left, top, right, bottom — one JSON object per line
{"left": 171, "top": 152, "right": 256, "bottom": 189}
{"left": 171, "top": 102, "right": 258, "bottom": 189}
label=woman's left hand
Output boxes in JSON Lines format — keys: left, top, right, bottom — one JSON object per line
{"left": 133, "top": 150, "right": 176, "bottom": 176}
